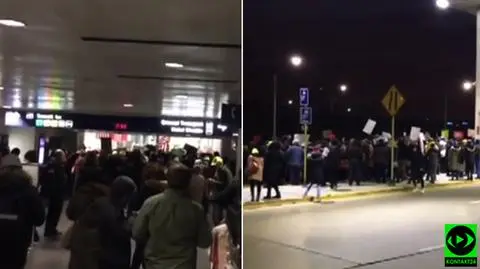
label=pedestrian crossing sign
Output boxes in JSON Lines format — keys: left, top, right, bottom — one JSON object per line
{"left": 381, "top": 85, "right": 405, "bottom": 117}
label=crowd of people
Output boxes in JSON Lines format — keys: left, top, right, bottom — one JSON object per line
{"left": 245, "top": 134, "right": 480, "bottom": 201}
{"left": 0, "top": 146, "right": 241, "bottom": 269}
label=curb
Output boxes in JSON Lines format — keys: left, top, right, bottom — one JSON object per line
{"left": 243, "top": 181, "right": 480, "bottom": 210}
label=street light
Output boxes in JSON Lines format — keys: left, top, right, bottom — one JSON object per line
{"left": 463, "top": 80, "right": 475, "bottom": 91}
{"left": 435, "top": 0, "right": 450, "bottom": 9}
{"left": 339, "top": 84, "right": 348, "bottom": 92}
{"left": 289, "top": 55, "right": 303, "bottom": 67}
{"left": 347, "top": 107, "right": 352, "bottom": 112}
{"left": 273, "top": 54, "right": 304, "bottom": 139}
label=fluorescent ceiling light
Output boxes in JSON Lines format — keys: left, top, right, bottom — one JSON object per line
{"left": 165, "top": 62, "right": 184, "bottom": 68}
{"left": 0, "top": 19, "right": 26, "bottom": 28}
{"left": 123, "top": 103, "right": 133, "bottom": 108}
{"left": 436, "top": 0, "right": 450, "bottom": 9}
{"left": 175, "top": 95, "right": 188, "bottom": 99}
{"left": 2, "top": 106, "right": 12, "bottom": 109}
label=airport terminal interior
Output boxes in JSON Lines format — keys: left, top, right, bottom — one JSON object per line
{"left": 0, "top": 0, "right": 240, "bottom": 268}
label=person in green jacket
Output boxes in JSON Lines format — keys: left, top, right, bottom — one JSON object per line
{"left": 132, "top": 163, "right": 212, "bottom": 269}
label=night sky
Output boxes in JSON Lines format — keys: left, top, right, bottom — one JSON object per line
{"left": 243, "top": 0, "right": 476, "bottom": 139}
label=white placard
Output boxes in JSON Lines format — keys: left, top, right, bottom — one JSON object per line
{"left": 294, "top": 133, "right": 310, "bottom": 147}
{"left": 362, "top": 119, "right": 376, "bottom": 135}
{"left": 468, "top": 129, "right": 475, "bottom": 138}
{"left": 409, "top": 126, "right": 421, "bottom": 141}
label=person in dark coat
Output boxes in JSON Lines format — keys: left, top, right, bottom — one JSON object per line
{"left": 42, "top": 149, "right": 68, "bottom": 238}
{"left": 74, "top": 151, "right": 104, "bottom": 191}
{"left": 325, "top": 140, "right": 341, "bottom": 190}
{"left": 410, "top": 144, "right": 427, "bottom": 192}
{"left": 347, "top": 139, "right": 363, "bottom": 186}
{"left": 425, "top": 140, "right": 440, "bottom": 183}
{"left": 464, "top": 140, "right": 476, "bottom": 180}
{"left": 373, "top": 140, "right": 389, "bottom": 183}
{"left": 69, "top": 176, "right": 136, "bottom": 269}
{"left": 303, "top": 148, "right": 324, "bottom": 199}
{"left": 0, "top": 159, "right": 45, "bottom": 269}
{"left": 262, "top": 141, "right": 284, "bottom": 199}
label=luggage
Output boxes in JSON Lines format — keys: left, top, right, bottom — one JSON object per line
{"left": 210, "top": 224, "right": 239, "bottom": 269}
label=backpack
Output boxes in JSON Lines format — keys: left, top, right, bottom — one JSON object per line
{"left": 247, "top": 159, "right": 259, "bottom": 175}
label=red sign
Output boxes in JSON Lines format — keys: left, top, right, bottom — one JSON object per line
{"left": 115, "top": 123, "right": 128, "bottom": 130}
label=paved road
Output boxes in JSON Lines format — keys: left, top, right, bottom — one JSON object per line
{"left": 244, "top": 185, "right": 480, "bottom": 269}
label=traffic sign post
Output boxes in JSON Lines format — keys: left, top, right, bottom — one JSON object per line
{"left": 299, "top": 88, "right": 309, "bottom": 106}
{"left": 299, "top": 88, "right": 310, "bottom": 185}
{"left": 381, "top": 85, "right": 405, "bottom": 186}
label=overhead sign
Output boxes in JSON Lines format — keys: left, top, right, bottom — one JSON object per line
{"left": 29, "top": 112, "right": 74, "bottom": 128}
{"left": 220, "top": 103, "right": 241, "bottom": 126}
{"left": 299, "top": 88, "right": 309, "bottom": 106}
{"left": 160, "top": 119, "right": 228, "bottom": 136}
{"left": 381, "top": 85, "right": 405, "bottom": 117}
{"left": 299, "top": 107, "right": 312, "bottom": 125}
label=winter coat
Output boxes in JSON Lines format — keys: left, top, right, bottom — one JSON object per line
{"left": 67, "top": 182, "right": 110, "bottom": 269}
{"left": 448, "top": 147, "right": 465, "bottom": 172}
{"left": 69, "top": 196, "right": 132, "bottom": 269}
{"left": 0, "top": 169, "right": 45, "bottom": 269}
{"left": 247, "top": 155, "right": 264, "bottom": 182}
{"left": 263, "top": 149, "right": 285, "bottom": 185}
{"left": 285, "top": 145, "right": 304, "bottom": 167}
{"left": 307, "top": 153, "right": 324, "bottom": 184}
{"left": 133, "top": 189, "right": 212, "bottom": 269}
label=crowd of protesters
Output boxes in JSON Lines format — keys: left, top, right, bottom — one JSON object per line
{"left": 245, "top": 134, "right": 480, "bottom": 201}
{"left": 0, "top": 146, "right": 241, "bottom": 269}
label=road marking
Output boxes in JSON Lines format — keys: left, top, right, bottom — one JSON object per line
{"left": 418, "top": 244, "right": 444, "bottom": 252}
{"left": 469, "top": 200, "right": 480, "bottom": 204}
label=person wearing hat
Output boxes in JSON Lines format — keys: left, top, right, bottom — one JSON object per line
{"left": 246, "top": 148, "right": 264, "bottom": 202}
{"left": 133, "top": 163, "right": 211, "bottom": 269}
{"left": 0, "top": 155, "right": 45, "bottom": 269}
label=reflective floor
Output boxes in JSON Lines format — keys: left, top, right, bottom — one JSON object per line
{"left": 26, "top": 208, "right": 210, "bottom": 269}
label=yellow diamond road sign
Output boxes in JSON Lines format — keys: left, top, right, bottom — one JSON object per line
{"left": 381, "top": 85, "right": 405, "bottom": 117}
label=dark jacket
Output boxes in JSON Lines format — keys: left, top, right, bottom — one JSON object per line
{"left": 373, "top": 144, "right": 390, "bottom": 165}
{"left": 40, "top": 162, "right": 67, "bottom": 198}
{"left": 67, "top": 182, "right": 110, "bottom": 221}
{"left": 75, "top": 166, "right": 104, "bottom": 191}
{"left": 307, "top": 153, "right": 324, "bottom": 184}
{"left": 0, "top": 169, "right": 45, "bottom": 269}
{"left": 397, "top": 141, "right": 410, "bottom": 161}
{"left": 263, "top": 147, "right": 285, "bottom": 185}
{"left": 211, "top": 179, "right": 241, "bottom": 246}
{"left": 130, "top": 179, "right": 167, "bottom": 212}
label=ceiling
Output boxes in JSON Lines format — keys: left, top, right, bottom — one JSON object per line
{"left": 0, "top": 0, "right": 241, "bottom": 118}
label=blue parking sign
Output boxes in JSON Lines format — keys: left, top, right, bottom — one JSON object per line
{"left": 299, "top": 88, "right": 309, "bottom": 106}
{"left": 299, "top": 107, "right": 312, "bottom": 125}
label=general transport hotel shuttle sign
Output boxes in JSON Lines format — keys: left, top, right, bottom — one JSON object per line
{"left": 160, "top": 119, "right": 218, "bottom": 136}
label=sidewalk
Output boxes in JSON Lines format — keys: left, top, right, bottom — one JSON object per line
{"left": 243, "top": 174, "right": 480, "bottom": 209}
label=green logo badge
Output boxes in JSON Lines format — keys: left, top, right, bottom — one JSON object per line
{"left": 444, "top": 224, "right": 478, "bottom": 267}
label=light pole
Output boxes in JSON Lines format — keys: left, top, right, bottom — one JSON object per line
{"left": 435, "top": 0, "right": 480, "bottom": 137}
{"left": 273, "top": 54, "right": 303, "bottom": 139}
